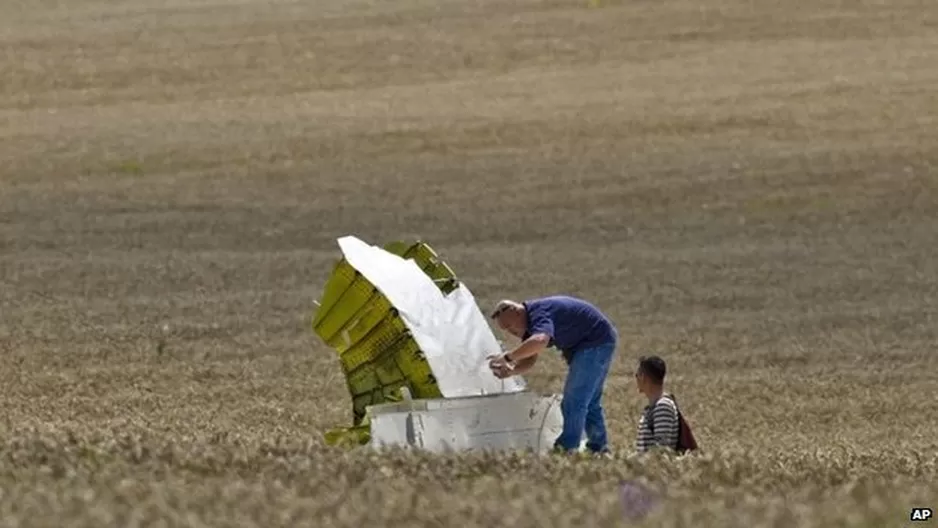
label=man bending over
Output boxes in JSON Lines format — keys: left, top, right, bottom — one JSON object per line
{"left": 487, "top": 296, "right": 618, "bottom": 455}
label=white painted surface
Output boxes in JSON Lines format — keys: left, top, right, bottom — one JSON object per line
{"left": 368, "top": 392, "right": 564, "bottom": 453}
{"left": 337, "top": 235, "right": 526, "bottom": 397}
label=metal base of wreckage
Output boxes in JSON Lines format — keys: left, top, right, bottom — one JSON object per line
{"left": 312, "top": 237, "right": 563, "bottom": 454}
{"left": 326, "top": 389, "right": 564, "bottom": 454}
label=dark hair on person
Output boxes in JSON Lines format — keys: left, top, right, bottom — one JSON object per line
{"left": 638, "top": 355, "right": 667, "bottom": 384}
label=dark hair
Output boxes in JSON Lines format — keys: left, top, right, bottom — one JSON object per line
{"left": 638, "top": 355, "right": 667, "bottom": 384}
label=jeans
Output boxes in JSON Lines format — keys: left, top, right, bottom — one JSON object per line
{"left": 554, "top": 341, "right": 616, "bottom": 453}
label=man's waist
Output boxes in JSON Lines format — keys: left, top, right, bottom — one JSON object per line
{"left": 561, "top": 331, "right": 617, "bottom": 352}
{"left": 560, "top": 339, "right": 617, "bottom": 359}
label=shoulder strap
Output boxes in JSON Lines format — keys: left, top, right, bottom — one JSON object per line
{"left": 666, "top": 393, "right": 681, "bottom": 416}
{"left": 661, "top": 393, "right": 682, "bottom": 450}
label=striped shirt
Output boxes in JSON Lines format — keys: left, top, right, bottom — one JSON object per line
{"left": 635, "top": 394, "right": 679, "bottom": 452}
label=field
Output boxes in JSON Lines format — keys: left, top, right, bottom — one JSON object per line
{"left": 2, "top": 0, "right": 938, "bottom": 525}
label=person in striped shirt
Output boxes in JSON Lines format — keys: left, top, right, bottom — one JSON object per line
{"left": 634, "top": 355, "right": 680, "bottom": 453}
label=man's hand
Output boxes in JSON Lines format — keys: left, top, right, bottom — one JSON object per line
{"left": 492, "top": 364, "right": 514, "bottom": 379}
{"left": 487, "top": 354, "right": 515, "bottom": 378}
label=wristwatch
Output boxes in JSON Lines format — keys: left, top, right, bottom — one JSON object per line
{"left": 503, "top": 353, "right": 516, "bottom": 369}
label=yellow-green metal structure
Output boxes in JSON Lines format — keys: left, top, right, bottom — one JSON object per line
{"left": 311, "top": 240, "right": 460, "bottom": 446}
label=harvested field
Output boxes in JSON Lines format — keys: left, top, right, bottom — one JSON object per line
{"left": 2, "top": 0, "right": 937, "bottom": 526}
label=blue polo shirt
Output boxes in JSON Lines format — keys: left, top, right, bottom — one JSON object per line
{"left": 522, "top": 296, "right": 617, "bottom": 362}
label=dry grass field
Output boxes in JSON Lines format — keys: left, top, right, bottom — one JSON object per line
{"left": 3, "top": 0, "right": 938, "bottom": 525}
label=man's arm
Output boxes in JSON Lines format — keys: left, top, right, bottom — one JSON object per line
{"left": 489, "top": 335, "right": 546, "bottom": 378}
{"left": 505, "top": 312, "right": 554, "bottom": 363}
{"left": 489, "top": 311, "right": 552, "bottom": 377}
{"left": 511, "top": 354, "right": 537, "bottom": 374}
{"left": 505, "top": 333, "right": 550, "bottom": 363}
{"left": 490, "top": 354, "right": 537, "bottom": 378}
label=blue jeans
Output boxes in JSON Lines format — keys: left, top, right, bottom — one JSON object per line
{"left": 554, "top": 342, "right": 616, "bottom": 452}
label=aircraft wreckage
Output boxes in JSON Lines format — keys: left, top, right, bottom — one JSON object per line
{"left": 311, "top": 236, "right": 563, "bottom": 453}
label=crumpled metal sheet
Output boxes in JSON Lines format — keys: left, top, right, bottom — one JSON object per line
{"left": 312, "top": 236, "right": 525, "bottom": 437}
